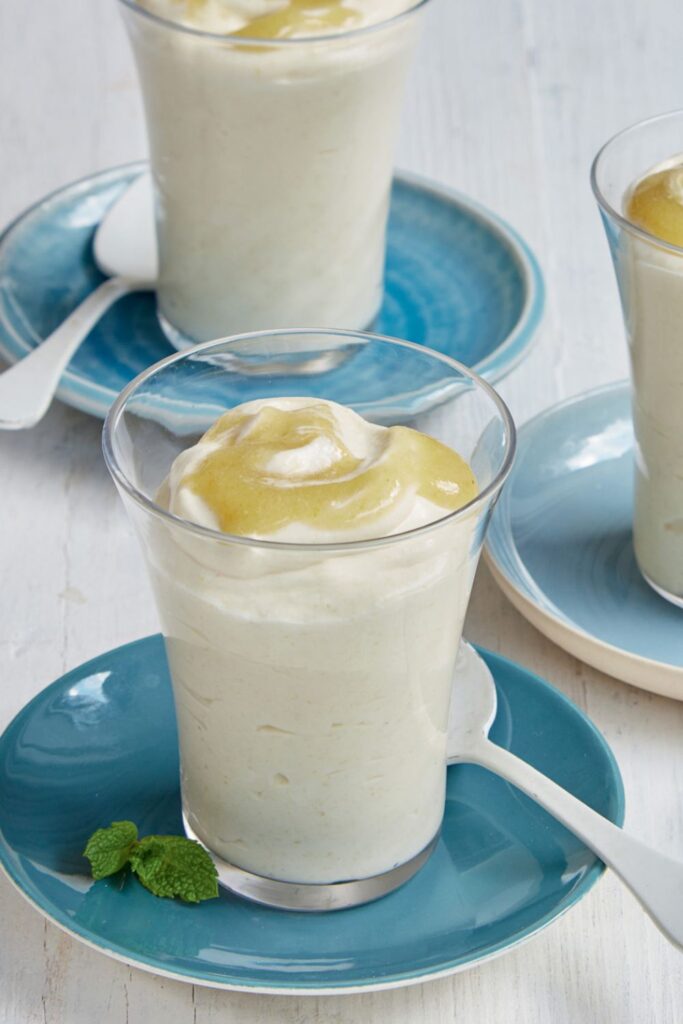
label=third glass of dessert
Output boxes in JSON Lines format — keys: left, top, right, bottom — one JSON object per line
{"left": 103, "top": 330, "right": 515, "bottom": 909}
{"left": 118, "top": 0, "right": 431, "bottom": 347}
{"left": 593, "top": 111, "right": 683, "bottom": 607}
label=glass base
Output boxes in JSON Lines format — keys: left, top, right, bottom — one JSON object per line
{"left": 158, "top": 311, "right": 198, "bottom": 351}
{"left": 183, "top": 814, "right": 439, "bottom": 912}
{"left": 157, "top": 305, "right": 384, "bottom": 354}
{"left": 640, "top": 568, "right": 683, "bottom": 609}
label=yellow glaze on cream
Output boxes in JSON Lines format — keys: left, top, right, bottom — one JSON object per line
{"left": 626, "top": 164, "right": 683, "bottom": 248}
{"left": 186, "top": 402, "right": 478, "bottom": 536}
{"left": 233, "top": 0, "right": 361, "bottom": 39}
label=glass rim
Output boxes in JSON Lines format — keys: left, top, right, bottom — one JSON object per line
{"left": 117, "top": 0, "right": 432, "bottom": 47}
{"left": 590, "top": 108, "right": 683, "bottom": 258}
{"left": 102, "top": 329, "right": 516, "bottom": 554}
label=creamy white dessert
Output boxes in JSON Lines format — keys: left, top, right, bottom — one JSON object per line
{"left": 148, "top": 398, "right": 480, "bottom": 883}
{"left": 122, "top": 0, "right": 423, "bottom": 345}
{"left": 622, "top": 165, "right": 683, "bottom": 601}
{"left": 139, "top": 0, "right": 416, "bottom": 35}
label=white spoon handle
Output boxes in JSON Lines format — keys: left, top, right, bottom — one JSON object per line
{"left": 0, "top": 277, "right": 142, "bottom": 430}
{"left": 470, "top": 738, "right": 683, "bottom": 950}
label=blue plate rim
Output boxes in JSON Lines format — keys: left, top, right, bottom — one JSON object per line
{"left": 0, "top": 634, "right": 623, "bottom": 995}
{"left": 397, "top": 169, "right": 545, "bottom": 382}
{"left": 484, "top": 378, "right": 683, "bottom": 684}
{"left": 0, "top": 162, "right": 545, "bottom": 420}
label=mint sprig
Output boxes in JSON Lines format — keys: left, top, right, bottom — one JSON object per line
{"left": 84, "top": 821, "right": 139, "bottom": 880}
{"left": 130, "top": 835, "right": 220, "bottom": 903}
{"left": 83, "top": 821, "right": 219, "bottom": 903}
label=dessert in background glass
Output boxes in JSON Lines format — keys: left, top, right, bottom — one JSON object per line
{"left": 118, "top": 0, "right": 430, "bottom": 348}
{"left": 103, "top": 330, "right": 515, "bottom": 910}
{"left": 592, "top": 111, "right": 683, "bottom": 607}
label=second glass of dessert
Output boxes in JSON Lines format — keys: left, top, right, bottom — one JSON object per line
{"left": 593, "top": 111, "right": 683, "bottom": 607}
{"left": 118, "top": 0, "right": 430, "bottom": 347}
{"left": 104, "top": 330, "right": 515, "bottom": 909}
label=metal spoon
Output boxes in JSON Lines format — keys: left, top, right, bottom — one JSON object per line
{"left": 449, "top": 644, "right": 683, "bottom": 950}
{"left": 0, "top": 175, "right": 157, "bottom": 430}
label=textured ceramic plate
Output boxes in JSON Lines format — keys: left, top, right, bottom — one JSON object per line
{"left": 0, "top": 164, "right": 544, "bottom": 420}
{"left": 0, "top": 635, "right": 622, "bottom": 994}
{"left": 486, "top": 381, "right": 683, "bottom": 699}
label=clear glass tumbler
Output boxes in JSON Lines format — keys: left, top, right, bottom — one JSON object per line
{"left": 592, "top": 111, "right": 683, "bottom": 607}
{"left": 103, "top": 330, "right": 515, "bottom": 910}
{"left": 117, "top": 0, "right": 429, "bottom": 348}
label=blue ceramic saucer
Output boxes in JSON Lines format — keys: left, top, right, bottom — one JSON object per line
{"left": 0, "top": 164, "right": 543, "bottom": 420}
{"left": 0, "top": 635, "right": 622, "bottom": 994}
{"left": 486, "top": 381, "right": 683, "bottom": 700}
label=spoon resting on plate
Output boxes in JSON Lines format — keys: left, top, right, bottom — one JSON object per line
{"left": 451, "top": 644, "right": 683, "bottom": 950}
{"left": 0, "top": 175, "right": 157, "bottom": 430}
{"left": 0, "top": 172, "right": 355, "bottom": 429}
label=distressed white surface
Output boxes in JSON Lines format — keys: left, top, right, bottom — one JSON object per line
{"left": 1, "top": 0, "right": 683, "bottom": 1020}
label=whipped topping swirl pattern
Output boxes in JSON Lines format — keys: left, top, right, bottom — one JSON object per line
{"left": 165, "top": 398, "right": 478, "bottom": 542}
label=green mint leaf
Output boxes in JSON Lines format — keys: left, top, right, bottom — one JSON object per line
{"left": 83, "top": 821, "right": 138, "bottom": 880}
{"left": 129, "top": 835, "right": 219, "bottom": 903}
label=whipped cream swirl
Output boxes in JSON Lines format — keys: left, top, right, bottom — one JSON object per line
{"left": 165, "top": 397, "right": 477, "bottom": 542}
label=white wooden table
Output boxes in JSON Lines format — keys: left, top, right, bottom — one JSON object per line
{"left": 1, "top": 1, "right": 682, "bottom": 1020}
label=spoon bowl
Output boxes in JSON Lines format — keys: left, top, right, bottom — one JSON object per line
{"left": 447, "top": 641, "right": 497, "bottom": 759}
{"left": 94, "top": 173, "right": 158, "bottom": 282}
{"left": 0, "top": 175, "right": 157, "bottom": 429}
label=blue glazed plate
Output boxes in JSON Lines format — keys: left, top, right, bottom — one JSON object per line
{"left": 0, "top": 635, "right": 622, "bottom": 994}
{"left": 486, "top": 381, "right": 683, "bottom": 700}
{"left": 0, "top": 165, "right": 543, "bottom": 420}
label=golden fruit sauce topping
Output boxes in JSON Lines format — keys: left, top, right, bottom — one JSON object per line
{"left": 626, "top": 164, "right": 683, "bottom": 247}
{"left": 185, "top": 403, "right": 478, "bottom": 536}
{"left": 233, "top": 0, "right": 362, "bottom": 39}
